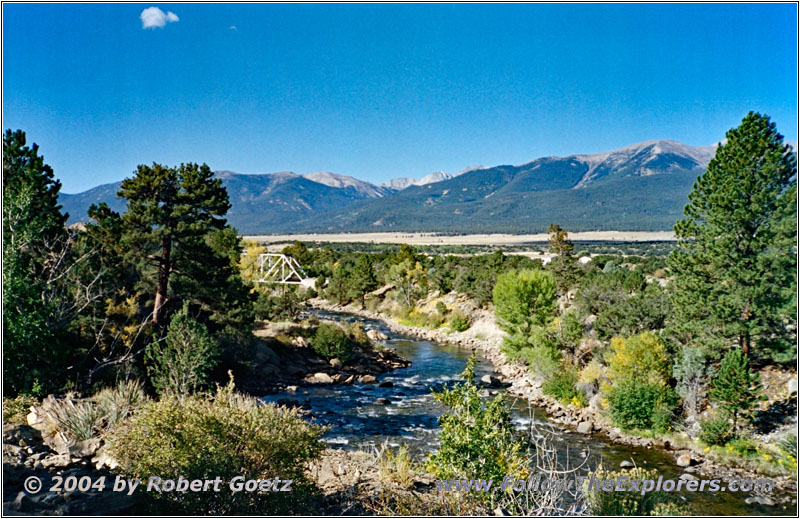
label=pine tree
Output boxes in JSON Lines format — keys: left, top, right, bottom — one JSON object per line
{"left": 547, "top": 224, "right": 581, "bottom": 297}
{"left": 118, "top": 163, "right": 231, "bottom": 325}
{"left": 709, "top": 349, "right": 761, "bottom": 432}
{"left": 349, "top": 254, "right": 378, "bottom": 308}
{"left": 3, "top": 130, "right": 70, "bottom": 394}
{"left": 668, "top": 112, "right": 797, "bottom": 360}
{"left": 3, "top": 129, "right": 66, "bottom": 248}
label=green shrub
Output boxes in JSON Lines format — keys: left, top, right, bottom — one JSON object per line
{"left": 726, "top": 437, "right": 758, "bottom": 458}
{"left": 698, "top": 413, "right": 733, "bottom": 446}
{"left": 585, "top": 467, "right": 689, "bottom": 516}
{"left": 146, "top": 303, "right": 220, "bottom": 398}
{"left": 493, "top": 269, "right": 556, "bottom": 334}
{"left": 518, "top": 343, "right": 561, "bottom": 379}
{"left": 607, "top": 378, "right": 678, "bottom": 432}
{"left": 448, "top": 312, "right": 470, "bottom": 332}
{"left": 425, "top": 356, "right": 527, "bottom": 489}
{"left": 777, "top": 433, "right": 798, "bottom": 459}
{"left": 377, "top": 444, "right": 416, "bottom": 489}
{"left": 344, "top": 321, "right": 370, "bottom": 347}
{"left": 108, "top": 380, "right": 324, "bottom": 514}
{"left": 435, "top": 301, "right": 448, "bottom": 316}
{"left": 3, "top": 395, "right": 39, "bottom": 424}
{"left": 254, "top": 289, "right": 302, "bottom": 321}
{"left": 776, "top": 433, "right": 797, "bottom": 470}
{"left": 542, "top": 370, "right": 587, "bottom": 406}
{"left": 311, "top": 323, "right": 353, "bottom": 362}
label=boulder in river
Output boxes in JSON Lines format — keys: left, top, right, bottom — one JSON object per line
{"left": 312, "top": 372, "right": 334, "bottom": 384}
{"left": 619, "top": 460, "right": 635, "bottom": 468}
{"left": 577, "top": 421, "right": 594, "bottom": 434}
{"left": 358, "top": 375, "right": 377, "bottom": 384}
{"left": 367, "top": 329, "right": 388, "bottom": 341}
{"left": 330, "top": 358, "right": 343, "bottom": 369}
{"left": 378, "top": 381, "right": 393, "bottom": 388}
{"left": 676, "top": 454, "right": 693, "bottom": 467}
{"left": 481, "top": 374, "right": 502, "bottom": 387}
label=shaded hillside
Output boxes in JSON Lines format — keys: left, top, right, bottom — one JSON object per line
{"left": 286, "top": 140, "right": 713, "bottom": 233}
{"left": 60, "top": 171, "right": 389, "bottom": 233}
{"left": 59, "top": 140, "right": 715, "bottom": 233}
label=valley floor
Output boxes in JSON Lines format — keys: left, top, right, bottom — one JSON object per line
{"left": 245, "top": 231, "right": 677, "bottom": 248}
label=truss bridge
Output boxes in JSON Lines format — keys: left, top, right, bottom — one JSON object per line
{"left": 254, "top": 253, "right": 314, "bottom": 287}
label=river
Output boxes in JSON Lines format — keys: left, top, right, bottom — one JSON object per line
{"left": 261, "top": 310, "right": 790, "bottom": 515}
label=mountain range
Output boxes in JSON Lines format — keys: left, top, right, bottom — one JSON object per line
{"left": 60, "top": 139, "right": 718, "bottom": 234}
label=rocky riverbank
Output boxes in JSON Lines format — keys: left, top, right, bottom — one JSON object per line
{"left": 236, "top": 320, "right": 410, "bottom": 397}
{"left": 3, "top": 422, "right": 137, "bottom": 515}
{"left": 308, "top": 298, "right": 797, "bottom": 505}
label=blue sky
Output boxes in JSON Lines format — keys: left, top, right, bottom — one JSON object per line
{"left": 3, "top": 3, "right": 797, "bottom": 193}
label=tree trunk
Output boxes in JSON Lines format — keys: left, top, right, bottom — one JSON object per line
{"left": 152, "top": 238, "right": 172, "bottom": 324}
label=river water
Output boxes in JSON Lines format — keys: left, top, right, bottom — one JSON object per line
{"left": 261, "top": 310, "right": 790, "bottom": 515}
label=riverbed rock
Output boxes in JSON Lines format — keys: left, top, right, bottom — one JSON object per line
{"left": 366, "top": 329, "right": 388, "bottom": 341}
{"left": 679, "top": 473, "right": 698, "bottom": 481}
{"left": 286, "top": 385, "right": 298, "bottom": 392}
{"left": 379, "top": 381, "right": 394, "bottom": 388}
{"left": 676, "top": 454, "right": 693, "bottom": 467}
{"left": 481, "top": 374, "right": 502, "bottom": 387}
{"left": 329, "top": 358, "right": 343, "bottom": 369}
{"left": 254, "top": 341, "right": 281, "bottom": 365}
{"left": 358, "top": 375, "right": 377, "bottom": 384}
{"left": 619, "top": 460, "right": 635, "bottom": 468}
{"left": 343, "top": 375, "right": 355, "bottom": 385}
{"left": 577, "top": 421, "right": 594, "bottom": 434}
{"left": 312, "top": 372, "right": 334, "bottom": 384}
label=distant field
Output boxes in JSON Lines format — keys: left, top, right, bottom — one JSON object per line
{"left": 245, "top": 231, "right": 676, "bottom": 246}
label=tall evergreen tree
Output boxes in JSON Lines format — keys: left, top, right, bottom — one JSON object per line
{"left": 349, "top": 254, "right": 378, "bottom": 308}
{"left": 546, "top": 224, "right": 581, "bottom": 296}
{"left": 118, "top": 163, "right": 231, "bottom": 325}
{"left": 3, "top": 130, "right": 70, "bottom": 394}
{"left": 668, "top": 112, "right": 797, "bottom": 361}
{"left": 3, "top": 129, "right": 66, "bottom": 247}
{"left": 709, "top": 349, "right": 761, "bottom": 432}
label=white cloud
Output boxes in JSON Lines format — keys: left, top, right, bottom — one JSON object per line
{"left": 140, "top": 7, "right": 180, "bottom": 29}
{"left": 229, "top": 25, "right": 237, "bottom": 31}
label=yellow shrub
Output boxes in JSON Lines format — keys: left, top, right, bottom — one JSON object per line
{"left": 607, "top": 332, "right": 670, "bottom": 384}
{"left": 579, "top": 359, "right": 607, "bottom": 384}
